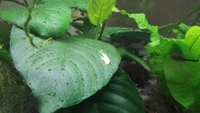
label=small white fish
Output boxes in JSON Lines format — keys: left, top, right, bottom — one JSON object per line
{"left": 99, "top": 50, "right": 110, "bottom": 65}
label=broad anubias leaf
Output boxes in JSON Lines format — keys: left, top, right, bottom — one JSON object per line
{"left": 0, "top": 0, "right": 72, "bottom": 38}
{"left": 88, "top": 0, "right": 116, "bottom": 25}
{"left": 56, "top": 69, "right": 145, "bottom": 113}
{"left": 164, "top": 55, "right": 200, "bottom": 109}
{"left": 10, "top": 26, "right": 121, "bottom": 113}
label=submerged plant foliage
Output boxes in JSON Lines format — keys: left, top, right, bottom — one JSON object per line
{"left": 142, "top": 22, "right": 200, "bottom": 111}
{"left": 0, "top": 0, "right": 145, "bottom": 113}
{"left": 0, "top": 0, "right": 200, "bottom": 113}
{"left": 113, "top": 7, "right": 200, "bottom": 112}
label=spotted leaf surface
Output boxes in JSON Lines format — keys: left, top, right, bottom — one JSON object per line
{"left": 0, "top": 0, "right": 72, "bottom": 38}
{"left": 64, "top": 0, "right": 88, "bottom": 11}
{"left": 56, "top": 69, "right": 145, "bottom": 113}
{"left": 10, "top": 26, "right": 121, "bottom": 113}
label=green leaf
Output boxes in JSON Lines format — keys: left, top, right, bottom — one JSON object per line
{"left": 56, "top": 69, "right": 145, "bottom": 113}
{"left": 111, "top": 7, "right": 173, "bottom": 95}
{"left": 101, "top": 27, "right": 137, "bottom": 42}
{"left": 172, "top": 23, "right": 190, "bottom": 39}
{"left": 117, "top": 48, "right": 150, "bottom": 72}
{"left": 112, "top": 7, "right": 160, "bottom": 47}
{"left": 144, "top": 24, "right": 200, "bottom": 110}
{"left": 147, "top": 37, "right": 176, "bottom": 75}
{"left": 109, "top": 30, "right": 150, "bottom": 44}
{"left": 88, "top": 0, "right": 116, "bottom": 25}
{"left": 64, "top": 0, "right": 88, "bottom": 11}
{"left": 163, "top": 55, "right": 200, "bottom": 109}
{"left": 82, "top": 26, "right": 148, "bottom": 42}
{"left": 0, "top": 0, "right": 72, "bottom": 38}
{"left": 181, "top": 26, "right": 200, "bottom": 60}
{"left": 74, "top": 19, "right": 135, "bottom": 41}
{"left": 145, "top": 37, "right": 176, "bottom": 96}
{"left": 10, "top": 26, "right": 121, "bottom": 113}
{"left": 188, "top": 96, "right": 200, "bottom": 113}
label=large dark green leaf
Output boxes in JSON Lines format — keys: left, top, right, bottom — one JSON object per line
{"left": 102, "top": 27, "right": 149, "bottom": 42}
{"left": 10, "top": 26, "right": 121, "bottom": 113}
{"left": 110, "top": 31, "right": 150, "bottom": 44}
{"left": 0, "top": 0, "right": 72, "bottom": 38}
{"left": 56, "top": 69, "right": 145, "bottom": 113}
{"left": 88, "top": 0, "right": 116, "bottom": 25}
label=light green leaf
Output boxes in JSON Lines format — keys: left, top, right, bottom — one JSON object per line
{"left": 88, "top": 0, "right": 116, "bottom": 25}
{"left": 10, "top": 26, "right": 121, "bottom": 113}
{"left": 56, "top": 69, "right": 145, "bottom": 113}
{"left": 114, "top": 5, "right": 200, "bottom": 110}
{"left": 112, "top": 8, "right": 188, "bottom": 101}
{"left": 147, "top": 37, "right": 176, "bottom": 76}
{"left": 181, "top": 26, "right": 200, "bottom": 60}
{"left": 163, "top": 55, "right": 200, "bottom": 109}
{"left": 146, "top": 38, "right": 175, "bottom": 96}
{"left": 172, "top": 23, "right": 190, "bottom": 39}
{"left": 0, "top": 0, "right": 72, "bottom": 38}
{"left": 112, "top": 7, "right": 160, "bottom": 47}
{"left": 144, "top": 24, "right": 200, "bottom": 110}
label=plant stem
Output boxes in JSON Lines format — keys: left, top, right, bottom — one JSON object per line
{"left": 24, "top": 0, "right": 52, "bottom": 48}
{"left": 167, "top": 5, "right": 200, "bottom": 34}
{"left": 117, "top": 48, "right": 151, "bottom": 72}
{"left": 158, "top": 23, "right": 173, "bottom": 29}
{"left": 98, "top": 21, "right": 106, "bottom": 40}
{"left": 95, "top": 26, "right": 100, "bottom": 40}
{"left": 24, "top": 0, "right": 39, "bottom": 48}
